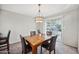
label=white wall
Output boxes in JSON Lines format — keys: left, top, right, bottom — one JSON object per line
{"left": 62, "top": 9, "right": 78, "bottom": 48}
{"left": 0, "top": 10, "right": 36, "bottom": 44}
{"left": 78, "top": 8, "right": 79, "bottom": 52}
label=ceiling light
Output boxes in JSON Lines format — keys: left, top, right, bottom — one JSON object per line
{"left": 35, "top": 4, "right": 44, "bottom": 23}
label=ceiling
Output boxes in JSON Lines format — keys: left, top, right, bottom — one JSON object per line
{"left": 0, "top": 4, "right": 79, "bottom": 18}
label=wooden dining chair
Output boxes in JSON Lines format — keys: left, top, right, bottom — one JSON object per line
{"left": 30, "top": 31, "right": 36, "bottom": 36}
{"left": 0, "top": 30, "right": 11, "bottom": 54}
{"left": 20, "top": 35, "right": 32, "bottom": 54}
{"left": 41, "top": 35, "right": 57, "bottom": 54}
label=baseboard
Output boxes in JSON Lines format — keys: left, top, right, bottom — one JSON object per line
{"left": 10, "top": 41, "right": 21, "bottom": 45}
{"left": 63, "top": 43, "right": 78, "bottom": 49}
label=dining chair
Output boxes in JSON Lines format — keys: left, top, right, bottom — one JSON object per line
{"left": 30, "top": 31, "right": 36, "bottom": 36}
{"left": 41, "top": 35, "right": 57, "bottom": 54}
{"left": 0, "top": 30, "right": 11, "bottom": 54}
{"left": 46, "top": 31, "right": 52, "bottom": 36}
{"left": 20, "top": 35, "right": 32, "bottom": 54}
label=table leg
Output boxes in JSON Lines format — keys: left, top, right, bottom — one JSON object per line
{"left": 32, "top": 46, "right": 37, "bottom": 54}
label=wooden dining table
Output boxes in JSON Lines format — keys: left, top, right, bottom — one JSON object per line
{"left": 24, "top": 35, "right": 44, "bottom": 54}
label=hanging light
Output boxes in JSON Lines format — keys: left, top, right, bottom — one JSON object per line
{"left": 35, "top": 4, "right": 44, "bottom": 23}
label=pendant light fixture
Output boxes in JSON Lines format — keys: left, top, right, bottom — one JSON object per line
{"left": 35, "top": 4, "right": 44, "bottom": 23}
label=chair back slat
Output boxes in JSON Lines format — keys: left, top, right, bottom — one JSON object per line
{"left": 0, "top": 30, "right": 11, "bottom": 53}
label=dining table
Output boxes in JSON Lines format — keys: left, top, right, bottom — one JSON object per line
{"left": 24, "top": 34, "right": 55, "bottom": 54}
{"left": 24, "top": 35, "right": 44, "bottom": 54}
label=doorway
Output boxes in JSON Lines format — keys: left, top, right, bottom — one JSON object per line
{"left": 44, "top": 18, "right": 62, "bottom": 42}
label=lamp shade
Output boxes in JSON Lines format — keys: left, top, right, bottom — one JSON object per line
{"left": 35, "top": 16, "right": 44, "bottom": 23}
